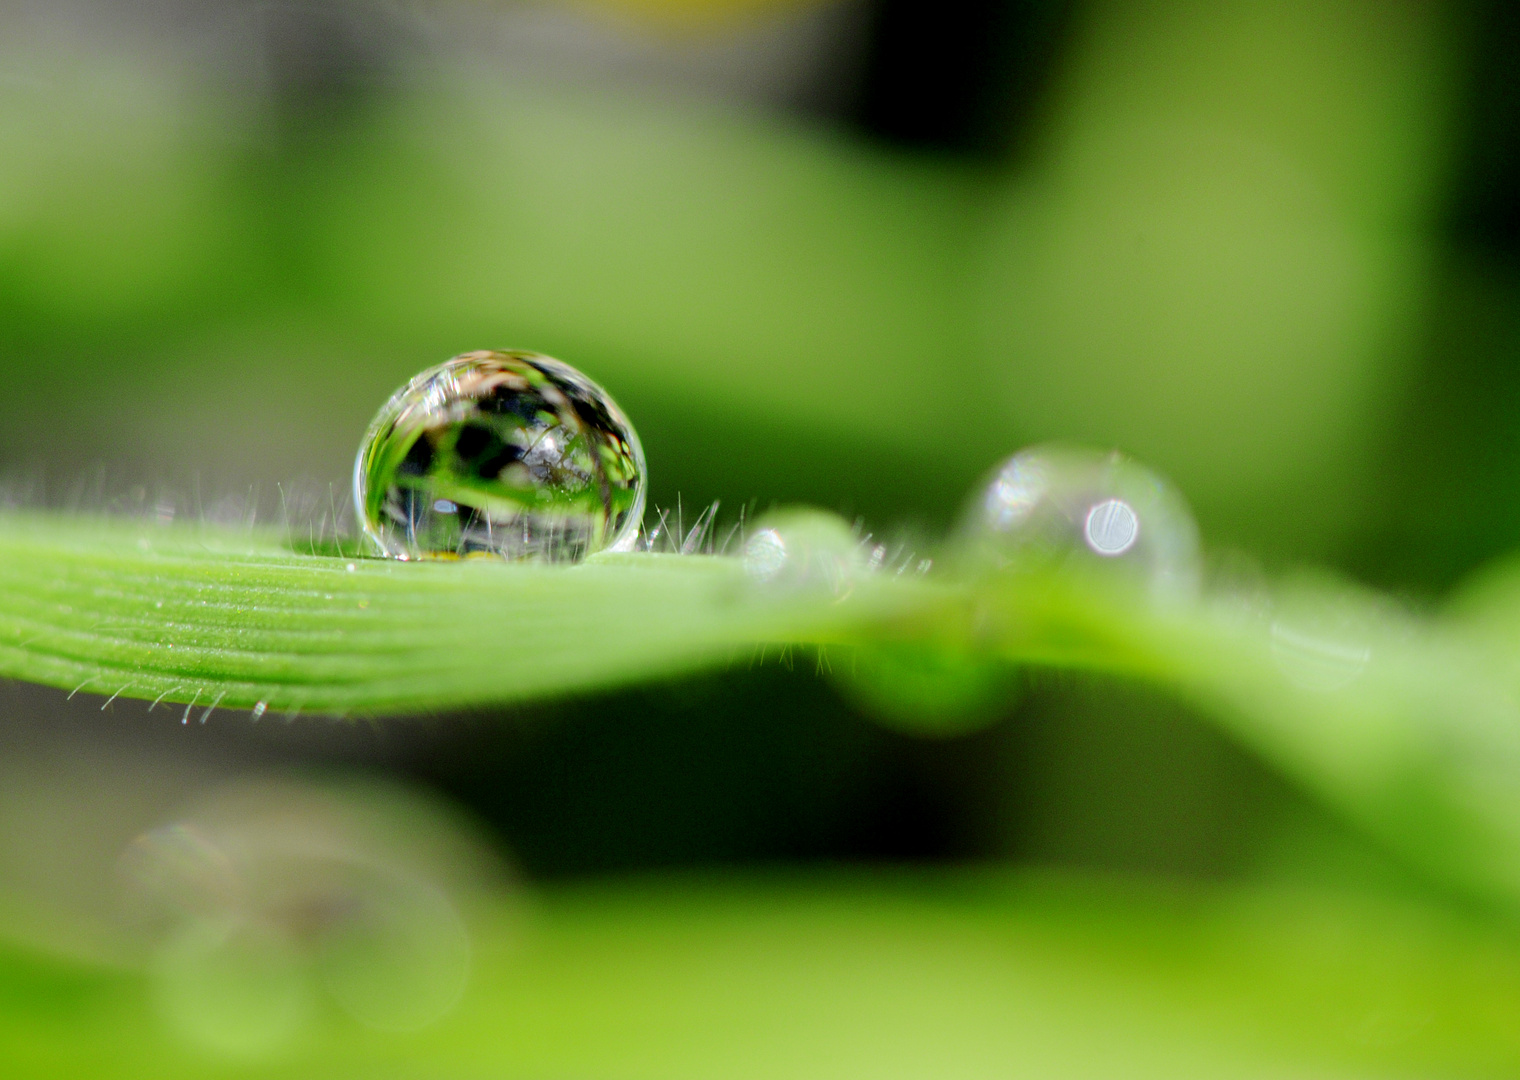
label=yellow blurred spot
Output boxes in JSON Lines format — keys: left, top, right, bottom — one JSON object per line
{"left": 542, "top": 0, "right": 837, "bottom": 33}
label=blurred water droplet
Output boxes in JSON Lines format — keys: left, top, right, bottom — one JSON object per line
{"left": 121, "top": 823, "right": 239, "bottom": 924}
{"left": 960, "top": 445, "right": 1199, "bottom": 598}
{"left": 831, "top": 642, "right": 1019, "bottom": 737}
{"left": 1270, "top": 621, "right": 1371, "bottom": 692}
{"left": 742, "top": 510, "right": 863, "bottom": 594}
{"left": 1269, "top": 584, "right": 1387, "bottom": 692}
{"left": 355, "top": 350, "right": 645, "bottom": 562}
{"left": 123, "top": 775, "right": 502, "bottom": 1055}
{"left": 315, "top": 870, "right": 471, "bottom": 1032}
{"left": 150, "top": 915, "right": 312, "bottom": 1060}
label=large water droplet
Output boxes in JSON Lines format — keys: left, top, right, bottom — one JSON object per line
{"left": 742, "top": 509, "right": 863, "bottom": 594}
{"left": 355, "top": 350, "right": 645, "bottom": 562}
{"left": 960, "top": 445, "right": 1199, "bottom": 597}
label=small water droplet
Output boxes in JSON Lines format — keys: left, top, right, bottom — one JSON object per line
{"left": 742, "top": 510, "right": 862, "bottom": 594}
{"left": 960, "top": 445, "right": 1199, "bottom": 598}
{"left": 831, "top": 642, "right": 1019, "bottom": 737}
{"left": 1270, "top": 620, "right": 1371, "bottom": 692}
{"left": 354, "top": 350, "right": 645, "bottom": 563}
{"left": 251, "top": 702, "right": 267, "bottom": 720}
{"left": 1269, "top": 581, "right": 1389, "bottom": 693}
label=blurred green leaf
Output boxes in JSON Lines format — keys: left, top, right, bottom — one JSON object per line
{"left": 8, "top": 512, "right": 1520, "bottom": 919}
{"left": 5, "top": 870, "right": 1520, "bottom": 1078}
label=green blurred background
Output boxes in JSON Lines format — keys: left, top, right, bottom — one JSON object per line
{"left": 6, "top": 0, "right": 1520, "bottom": 1073}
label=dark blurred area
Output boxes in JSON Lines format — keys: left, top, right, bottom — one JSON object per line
{"left": 854, "top": 0, "right": 1071, "bottom": 156}
{"left": 2, "top": 0, "right": 1517, "bottom": 902}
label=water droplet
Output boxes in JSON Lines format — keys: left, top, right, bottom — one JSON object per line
{"left": 1269, "top": 580, "right": 1389, "bottom": 693}
{"left": 315, "top": 870, "right": 470, "bottom": 1032}
{"left": 1270, "top": 619, "right": 1371, "bottom": 692}
{"left": 150, "top": 915, "right": 312, "bottom": 1060}
{"left": 121, "top": 822, "right": 239, "bottom": 921}
{"left": 354, "top": 350, "right": 645, "bottom": 562}
{"left": 742, "top": 510, "right": 862, "bottom": 594}
{"left": 122, "top": 776, "right": 495, "bottom": 1053}
{"left": 960, "top": 445, "right": 1199, "bottom": 597}
{"left": 831, "top": 642, "right": 1019, "bottom": 737}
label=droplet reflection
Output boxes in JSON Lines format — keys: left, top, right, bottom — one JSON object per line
{"left": 354, "top": 350, "right": 645, "bottom": 563}
{"left": 961, "top": 445, "right": 1199, "bottom": 598}
{"left": 1083, "top": 498, "right": 1139, "bottom": 556}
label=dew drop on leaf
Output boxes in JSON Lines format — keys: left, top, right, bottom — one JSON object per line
{"left": 743, "top": 509, "right": 863, "bottom": 594}
{"left": 960, "top": 444, "right": 1199, "bottom": 598}
{"left": 1268, "top": 580, "right": 1389, "bottom": 693}
{"left": 354, "top": 350, "right": 646, "bottom": 562}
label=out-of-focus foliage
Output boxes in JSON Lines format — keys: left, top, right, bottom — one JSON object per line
{"left": 10, "top": 870, "right": 1520, "bottom": 1078}
{"left": 4, "top": 0, "right": 1520, "bottom": 1076}
{"left": 563, "top": 0, "right": 838, "bottom": 30}
{"left": 980, "top": 0, "right": 1455, "bottom": 555}
{"left": 0, "top": 0, "right": 1471, "bottom": 558}
{"left": 10, "top": 511, "right": 1520, "bottom": 928}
